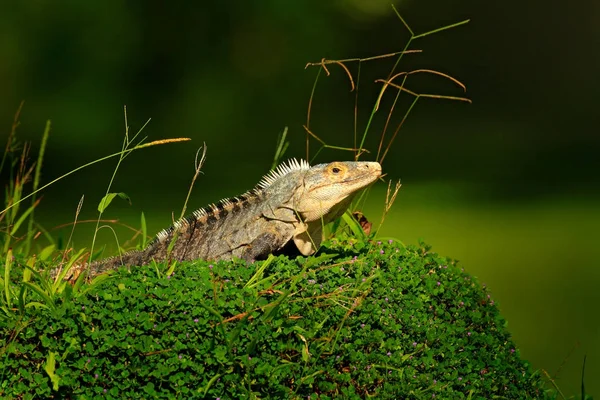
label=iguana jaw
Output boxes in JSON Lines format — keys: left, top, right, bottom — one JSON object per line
{"left": 295, "top": 161, "right": 382, "bottom": 222}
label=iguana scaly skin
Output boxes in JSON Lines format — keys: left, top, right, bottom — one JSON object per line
{"left": 65, "top": 159, "right": 381, "bottom": 278}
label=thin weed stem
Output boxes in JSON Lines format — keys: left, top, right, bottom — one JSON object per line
{"left": 376, "top": 89, "right": 402, "bottom": 162}
{"left": 63, "top": 195, "right": 84, "bottom": 261}
{"left": 376, "top": 180, "right": 402, "bottom": 234}
{"left": 302, "top": 126, "right": 367, "bottom": 164}
{"left": 50, "top": 218, "right": 138, "bottom": 234}
{"left": 305, "top": 50, "right": 421, "bottom": 69}
{"left": 304, "top": 7, "right": 470, "bottom": 166}
{"left": 305, "top": 67, "right": 323, "bottom": 161}
{"left": 380, "top": 96, "right": 419, "bottom": 165}
{"left": 542, "top": 369, "right": 567, "bottom": 400}
{"left": 0, "top": 101, "right": 24, "bottom": 176}
{"left": 180, "top": 143, "right": 207, "bottom": 219}
{"left": 95, "top": 225, "right": 122, "bottom": 264}
{"left": 88, "top": 107, "right": 134, "bottom": 264}
{"left": 353, "top": 62, "right": 362, "bottom": 160}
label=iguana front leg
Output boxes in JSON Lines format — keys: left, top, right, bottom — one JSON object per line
{"left": 241, "top": 229, "right": 287, "bottom": 262}
{"left": 293, "top": 221, "right": 323, "bottom": 256}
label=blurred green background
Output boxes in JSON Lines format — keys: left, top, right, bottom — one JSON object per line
{"left": 2, "top": 0, "right": 598, "bottom": 396}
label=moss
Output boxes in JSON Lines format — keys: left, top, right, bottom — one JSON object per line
{"left": 0, "top": 238, "right": 552, "bottom": 399}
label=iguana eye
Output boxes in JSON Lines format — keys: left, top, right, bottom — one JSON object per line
{"left": 332, "top": 167, "right": 341, "bottom": 174}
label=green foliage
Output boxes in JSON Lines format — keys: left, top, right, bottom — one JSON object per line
{"left": 97, "top": 192, "right": 131, "bottom": 213}
{"left": 0, "top": 104, "right": 50, "bottom": 256}
{"left": 0, "top": 105, "right": 190, "bottom": 257}
{"left": 0, "top": 239, "right": 554, "bottom": 399}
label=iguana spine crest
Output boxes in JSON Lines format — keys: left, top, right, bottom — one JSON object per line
{"left": 154, "top": 158, "right": 310, "bottom": 243}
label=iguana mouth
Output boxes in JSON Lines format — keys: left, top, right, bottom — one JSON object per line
{"left": 346, "top": 169, "right": 381, "bottom": 183}
{"left": 339, "top": 163, "right": 382, "bottom": 185}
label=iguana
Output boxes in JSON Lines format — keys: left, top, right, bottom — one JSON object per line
{"left": 58, "top": 159, "right": 381, "bottom": 278}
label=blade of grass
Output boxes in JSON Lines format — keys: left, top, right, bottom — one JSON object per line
{"left": 271, "top": 127, "right": 289, "bottom": 169}
{"left": 140, "top": 211, "right": 147, "bottom": 249}
{"left": 24, "top": 120, "right": 50, "bottom": 255}
{"left": 0, "top": 137, "right": 190, "bottom": 216}
{"left": 3, "top": 249, "right": 13, "bottom": 309}
{"left": 53, "top": 248, "right": 87, "bottom": 288}
{"left": 9, "top": 200, "right": 40, "bottom": 236}
{"left": 244, "top": 255, "right": 275, "bottom": 289}
{"left": 22, "top": 282, "right": 56, "bottom": 311}
{"left": 341, "top": 211, "right": 368, "bottom": 241}
{"left": 23, "top": 254, "right": 35, "bottom": 283}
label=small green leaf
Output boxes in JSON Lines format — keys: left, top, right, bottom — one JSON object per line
{"left": 97, "top": 192, "right": 131, "bottom": 213}
{"left": 22, "top": 282, "right": 55, "bottom": 311}
{"left": 44, "top": 351, "right": 60, "bottom": 391}
{"left": 341, "top": 211, "right": 368, "bottom": 241}
{"left": 4, "top": 249, "right": 13, "bottom": 309}
{"left": 140, "top": 211, "right": 147, "bottom": 248}
{"left": 17, "top": 285, "right": 27, "bottom": 314}
{"left": 167, "top": 233, "right": 179, "bottom": 254}
{"left": 200, "top": 373, "right": 222, "bottom": 396}
{"left": 117, "top": 192, "right": 131, "bottom": 204}
{"left": 54, "top": 248, "right": 87, "bottom": 289}
{"left": 98, "top": 193, "right": 117, "bottom": 212}
{"left": 165, "top": 260, "right": 177, "bottom": 277}
{"left": 10, "top": 205, "right": 36, "bottom": 235}
{"left": 77, "top": 273, "right": 113, "bottom": 297}
{"left": 23, "top": 301, "right": 49, "bottom": 310}
{"left": 23, "top": 257, "right": 35, "bottom": 283}
{"left": 301, "top": 343, "right": 310, "bottom": 363}
{"left": 38, "top": 244, "right": 56, "bottom": 261}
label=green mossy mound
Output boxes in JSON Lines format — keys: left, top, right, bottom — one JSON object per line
{"left": 1, "top": 239, "right": 549, "bottom": 399}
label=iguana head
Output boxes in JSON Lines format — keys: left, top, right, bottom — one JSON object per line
{"left": 294, "top": 161, "right": 382, "bottom": 222}
{"left": 289, "top": 160, "right": 381, "bottom": 255}
{"left": 257, "top": 159, "right": 382, "bottom": 256}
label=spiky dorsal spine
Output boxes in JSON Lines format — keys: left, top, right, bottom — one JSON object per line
{"left": 257, "top": 158, "right": 310, "bottom": 189}
{"left": 153, "top": 158, "right": 310, "bottom": 243}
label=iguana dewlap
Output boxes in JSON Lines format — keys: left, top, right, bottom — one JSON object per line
{"left": 74, "top": 159, "right": 381, "bottom": 277}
